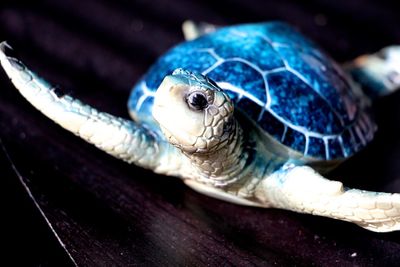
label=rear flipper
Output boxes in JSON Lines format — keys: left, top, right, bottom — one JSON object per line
{"left": 255, "top": 165, "right": 400, "bottom": 232}
{"left": 182, "top": 20, "right": 218, "bottom": 41}
{"left": 346, "top": 46, "right": 400, "bottom": 98}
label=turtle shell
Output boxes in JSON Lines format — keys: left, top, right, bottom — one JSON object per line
{"left": 128, "top": 22, "right": 376, "bottom": 160}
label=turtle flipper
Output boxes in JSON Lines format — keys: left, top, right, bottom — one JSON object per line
{"left": 346, "top": 46, "right": 400, "bottom": 98}
{"left": 255, "top": 165, "right": 400, "bottom": 232}
{"left": 0, "top": 41, "right": 173, "bottom": 173}
{"left": 182, "top": 20, "right": 218, "bottom": 41}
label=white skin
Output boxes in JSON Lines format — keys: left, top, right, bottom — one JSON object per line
{"left": 346, "top": 46, "right": 400, "bottom": 95}
{"left": 2, "top": 40, "right": 400, "bottom": 232}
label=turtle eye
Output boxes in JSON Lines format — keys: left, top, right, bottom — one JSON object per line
{"left": 187, "top": 92, "right": 209, "bottom": 111}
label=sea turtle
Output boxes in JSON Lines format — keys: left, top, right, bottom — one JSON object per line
{"left": 1, "top": 21, "right": 400, "bottom": 232}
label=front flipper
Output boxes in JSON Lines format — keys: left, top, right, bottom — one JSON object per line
{"left": 0, "top": 42, "right": 174, "bottom": 174}
{"left": 255, "top": 165, "right": 400, "bottom": 232}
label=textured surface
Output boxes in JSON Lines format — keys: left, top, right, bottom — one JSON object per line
{"left": 0, "top": 45, "right": 165, "bottom": 172}
{"left": 258, "top": 165, "right": 400, "bottom": 232}
{"left": 1, "top": 0, "right": 400, "bottom": 266}
{"left": 129, "top": 22, "right": 375, "bottom": 160}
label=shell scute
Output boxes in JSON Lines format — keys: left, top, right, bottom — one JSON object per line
{"left": 129, "top": 22, "right": 376, "bottom": 160}
{"left": 267, "top": 71, "right": 343, "bottom": 135}
{"left": 207, "top": 60, "right": 267, "bottom": 104}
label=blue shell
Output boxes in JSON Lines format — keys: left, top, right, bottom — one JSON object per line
{"left": 128, "top": 22, "right": 376, "bottom": 160}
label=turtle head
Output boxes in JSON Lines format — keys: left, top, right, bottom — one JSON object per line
{"left": 153, "top": 68, "right": 234, "bottom": 154}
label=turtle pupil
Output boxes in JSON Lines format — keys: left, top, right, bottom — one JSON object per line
{"left": 188, "top": 93, "right": 208, "bottom": 110}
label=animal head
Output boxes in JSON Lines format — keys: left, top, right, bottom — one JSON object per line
{"left": 153, "top": 69, "right": 234, "bottom": 154}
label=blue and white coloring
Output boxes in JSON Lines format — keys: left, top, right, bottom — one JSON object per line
{"left": 2, "top": 21, "right": 400, "bottom": 232}
{"left": 129, "top": 22, "right": 376, "bottom": 162}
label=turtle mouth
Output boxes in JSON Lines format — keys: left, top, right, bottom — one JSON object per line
{"left": 153, "top": 102, "right": 165, "bottom": 111}
{"left": 152, "top": 104, "right": 183, "bottom": 141}
{"left": 151, "top": 103, "right": 165, "bottom": 127}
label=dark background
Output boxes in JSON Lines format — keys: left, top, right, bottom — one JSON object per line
{"left": 1, "top": 0, "right": 400, "bottom": 266}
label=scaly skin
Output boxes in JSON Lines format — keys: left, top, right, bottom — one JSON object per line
{"left": 256, "top": 166, "right": 400, "bottom": 232}
{"left": 183, "top": 120, "right": 247, "bottom": 186}
{"left": 0, "top": 42, "right": 174, "bottom": 173}
{"left": 3, "top": 41, "right": 400, "bottom": 232}
{"left": 179, "top": 22, "right": 400, "bottom": 231}
{"left": 347, "top": 46, "right": 400, "bottom": 97}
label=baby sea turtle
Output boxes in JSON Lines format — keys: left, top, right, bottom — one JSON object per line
{"left": 1, "top": 22, "right": 400, "bottom": 232}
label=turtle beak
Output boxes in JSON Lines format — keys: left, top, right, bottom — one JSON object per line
{"left": 153, "top": 75, "right": 182, "bottom": 111}
{"left": 152, "top": 74, "right": 187, "bottom": 125}
{"left": 152, "top": 75, "right": 205, "bottom": 147}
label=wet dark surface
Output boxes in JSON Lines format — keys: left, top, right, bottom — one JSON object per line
{"left": 1, "top": 0, "right": 400, "bottom": 266}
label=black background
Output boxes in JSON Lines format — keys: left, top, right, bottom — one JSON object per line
{"left": 1, "top": 0, "right": 400, "bottom": 266}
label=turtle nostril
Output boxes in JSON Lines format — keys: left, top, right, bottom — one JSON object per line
{"left": 187, "top": 92, "right": 208, "bottom": 110}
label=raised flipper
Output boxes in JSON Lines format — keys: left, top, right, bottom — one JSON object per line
{"left": 255, "top": 165, "right": 400, "bottom": 232}
{"left": 0, "top": 42, "right": 175, "bottom": 174}
{"left": 182, "top": 20, "right": 218, "bottom": 41}
{"left": 346, "top": 46, "right": 400, "bottom": 98}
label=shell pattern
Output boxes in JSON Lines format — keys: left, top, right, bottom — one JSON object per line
{"left": 129, "top": 22, "right": 376, "bottom": 160}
